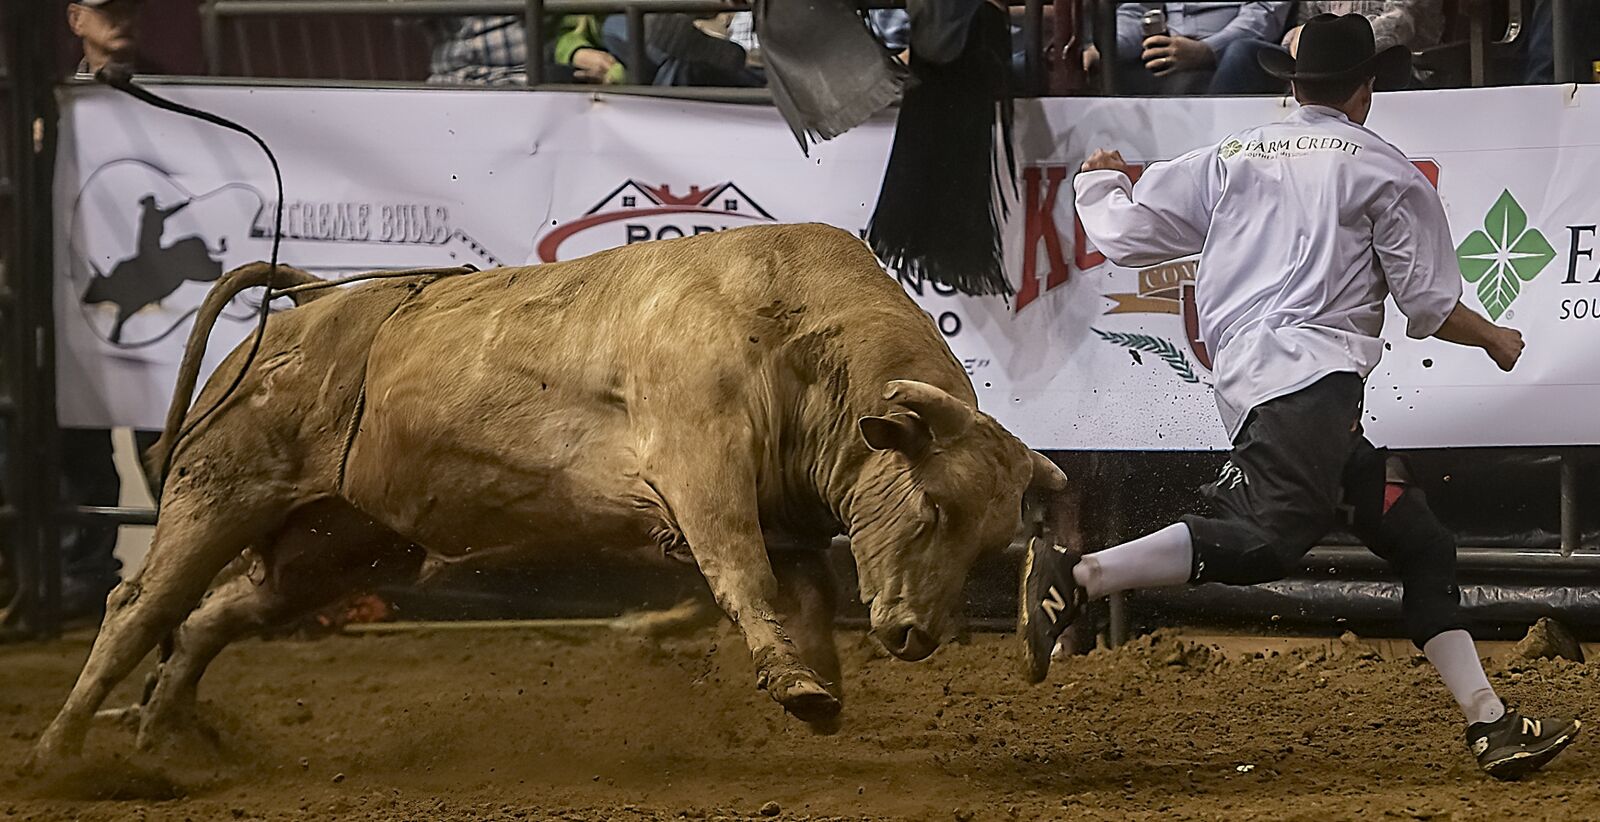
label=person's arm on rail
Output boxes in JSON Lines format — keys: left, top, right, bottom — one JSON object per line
{"left": 1071, "top": 146, "right": 1216, "bottom": 269}
{"left": 1372, "top": 168, "right": 1523, "bottom": 371}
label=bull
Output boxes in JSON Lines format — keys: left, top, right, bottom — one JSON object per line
{"left": 30, "top": 224, "right": 1066, "bottom": 766}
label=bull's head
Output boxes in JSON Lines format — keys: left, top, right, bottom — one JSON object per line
{"left": 851, "top": 380, "right": 1067, "bottom": 661}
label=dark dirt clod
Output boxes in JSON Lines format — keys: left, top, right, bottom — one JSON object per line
{"left": 1512, "top": 617, "right": 1586, "bottom": 663}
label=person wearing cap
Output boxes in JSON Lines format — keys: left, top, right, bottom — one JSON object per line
{"left": 53, "top": 0, "right": 149, "bottom": 626}
{"left": 1021, "top": 14, "right": 1580, "bottom": 779}
{"left": 67, "top": 0, "right": 142, "bottom": 78}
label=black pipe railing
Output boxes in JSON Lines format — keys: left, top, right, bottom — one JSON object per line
{"left": 200, "top": 0, "right": 1051, "bottom": 96}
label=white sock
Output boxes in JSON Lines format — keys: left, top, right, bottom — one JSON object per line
{"left": 1072, "top": 523, "right": 1194, "bottom": 600}
{"left": 1424, "top": 629, "right": 1506, "bottom": 726}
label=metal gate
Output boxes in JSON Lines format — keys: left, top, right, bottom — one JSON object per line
{"left": 0, "top": 2, "right": 62, "bottom": 640}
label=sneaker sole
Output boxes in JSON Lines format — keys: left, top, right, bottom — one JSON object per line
{"left": 1018, "top": 536, "right": 1050, "bottom": 684}
{"left": 1481, "top": 719, "right": 1582, "bottom": 781}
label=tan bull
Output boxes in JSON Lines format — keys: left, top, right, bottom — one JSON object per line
{"left": 31, "top": 223, "right": 1065, "bottom": 767}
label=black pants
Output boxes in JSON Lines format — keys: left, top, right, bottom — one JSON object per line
{"left": 1182, "top": 372, "right": 1464, "bottom": 648}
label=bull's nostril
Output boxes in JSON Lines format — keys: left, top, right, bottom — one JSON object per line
{"left": 878, "top": 624, "right": 937, "bottom": 661}
{"left": 874, "top": 623, "right": 915, "bottom": 654}
{"left": 903, "top": 627, "right": 936, "bottom": 658}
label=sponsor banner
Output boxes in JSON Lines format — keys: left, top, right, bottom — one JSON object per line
{"left": 56, "top": 83, "right": 1600, "bottom": 449}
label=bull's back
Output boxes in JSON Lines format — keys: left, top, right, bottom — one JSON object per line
{"left": 339, "top": 224, "right": 945, "bottom": 557}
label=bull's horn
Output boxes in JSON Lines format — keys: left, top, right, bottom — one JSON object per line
{"left": 882, "top": 380, "right": 975, "bottom": 440}
{"left": 1028, "top": 450, "right": 1068, "bottom": 492}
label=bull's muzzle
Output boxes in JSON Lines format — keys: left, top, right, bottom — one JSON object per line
{"left": 874, "top": 622, "right": 939, "bottom": 662}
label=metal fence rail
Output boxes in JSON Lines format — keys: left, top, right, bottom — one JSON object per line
{"left": 201, "top": 0, "right": 1052, "bottom": 92}
{"left": 197, "top": 0, "right": 1578, "bottom": 92}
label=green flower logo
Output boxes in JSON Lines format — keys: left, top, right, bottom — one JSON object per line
{"left": 1219, "top": 139, "right": 1243, "bottom": 160}
{"left": 1456, "top": 189, "right": 1556, "bottom": 320}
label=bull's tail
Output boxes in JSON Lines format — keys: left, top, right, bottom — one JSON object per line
{"left": 143, "top": 262, "right": 326, "bottom": 490}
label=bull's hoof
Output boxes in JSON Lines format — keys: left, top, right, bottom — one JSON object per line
{"left": 769, "top": 671, "right": 842, "bottom": 723}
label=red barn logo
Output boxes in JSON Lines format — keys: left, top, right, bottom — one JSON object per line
{"left": 537, "top": 180, "right": 776, "bottom": 262}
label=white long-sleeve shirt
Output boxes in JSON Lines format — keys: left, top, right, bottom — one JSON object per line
{"left": 1073, "top": 104, "right": 1462, "bottom": 440}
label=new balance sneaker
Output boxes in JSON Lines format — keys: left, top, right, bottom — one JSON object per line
{"left": 1467, "top": 709, "right": 1581, "bottom": 780}
{"left": 1018, "top": 536, "right": 1084, "bottom": 684}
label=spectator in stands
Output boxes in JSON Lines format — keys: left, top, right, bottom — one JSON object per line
{"left": 1211, "top": 1, "right": 1442, "bottom": 94}
{"left": 600, "top": 15, "right": 757, "bottom": 87}
{"left": 67, "top": 0, "right": 141, "bottom": 77}
{"left": 427, "top": 14, "right": 753, "bottom": 87}
{"left": 1083, "top": 2, "right": 1290, "bottom": 95}
{"left": 428, "top": 16, "right": 594, "bottom": 86}
{"left": 1517, "top": 0, "right": 1600, "bottom": 85}
{"left": 721, "top": 9, "right": 907, "bottom": 85}
{"left": 59, "top": 0, "right": 152, "bottom": 625}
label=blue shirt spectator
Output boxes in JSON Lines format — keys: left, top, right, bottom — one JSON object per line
{"left": 1115, "top": 2, "right": 1290, "bottom": 63}
{"left": 1091, "top": 2, "right": 1290, "bottom": 94}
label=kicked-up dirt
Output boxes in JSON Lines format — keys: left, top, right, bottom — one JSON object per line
{"left": 0, "top": 625, "right": 1595, "bottom": 820}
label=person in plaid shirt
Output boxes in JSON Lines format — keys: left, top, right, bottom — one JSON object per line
{"left": 426, "top": 14, "right": 753, "bottom": 86}
{"left": 426, "top": 15, "right": 626, "bottom": 86}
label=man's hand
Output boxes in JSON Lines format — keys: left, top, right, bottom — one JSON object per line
{"left": 1081, "top": 149, "right": 1129, "bottom": 175}
{"left": 572, "top": 47, "right": 621, "bottom": 84}
{"left": 1140, "top": 34, "right": 1215, "bottom": 77}
{"left": 1082, "top": 43, "right": 1100, "bottom": 73}
{"left": 1486, "top": 325, "right": 1525, "bottom": 372}
{"left": 1434, "top": 301, "right": 1525, "bottom": 372}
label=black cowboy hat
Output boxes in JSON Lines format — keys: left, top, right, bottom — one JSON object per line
{"left": 1259, "top": 13, "right": 1411, "bottom": 91}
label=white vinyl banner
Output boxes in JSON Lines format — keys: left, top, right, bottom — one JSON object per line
{"left": 55, "top": 83, "right": 1600, "bottom": 450}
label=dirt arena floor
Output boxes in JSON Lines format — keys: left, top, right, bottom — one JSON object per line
{"left": 1, "top": 625, "right": 1597, "bottom": 821}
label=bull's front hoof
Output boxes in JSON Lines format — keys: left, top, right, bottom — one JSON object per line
{"left": 768, "top": 671, "right": 842, "bottom": 723}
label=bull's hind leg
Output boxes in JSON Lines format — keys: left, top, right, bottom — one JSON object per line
{"left": 136, "top": 500, "right": 421, "bottom": 752}
{"left": 28, "top": 490, "right": 289, "bottom": 769}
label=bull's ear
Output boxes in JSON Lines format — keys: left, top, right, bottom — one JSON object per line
{"left": 859, "top": 412, "right": 932, "bottom": 457}
{"left": 883, "top": 380, "right": 975, "bottom": 440}
{"left": 1027, "top": 450, "right": 1068, "bottom": 492}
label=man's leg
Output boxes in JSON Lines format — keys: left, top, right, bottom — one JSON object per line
{"left": 1345, "top": 443, "right": 1580, "bottom": 779}
{"left": 1022, "top": 373, "right": 1362, "bottom": 680}
{"left": 1073, "top": 523, "right": 1193, "bottom": 600}
{"left": 59, "top": 428, "right": 122, "bottom": 622}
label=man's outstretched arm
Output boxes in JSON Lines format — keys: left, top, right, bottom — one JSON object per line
{"left": 1433, "top": 301, "right": 1525, "bottom": 372}
{"left": 1072, "top": 146, "right": 1215, "bottom": 269}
